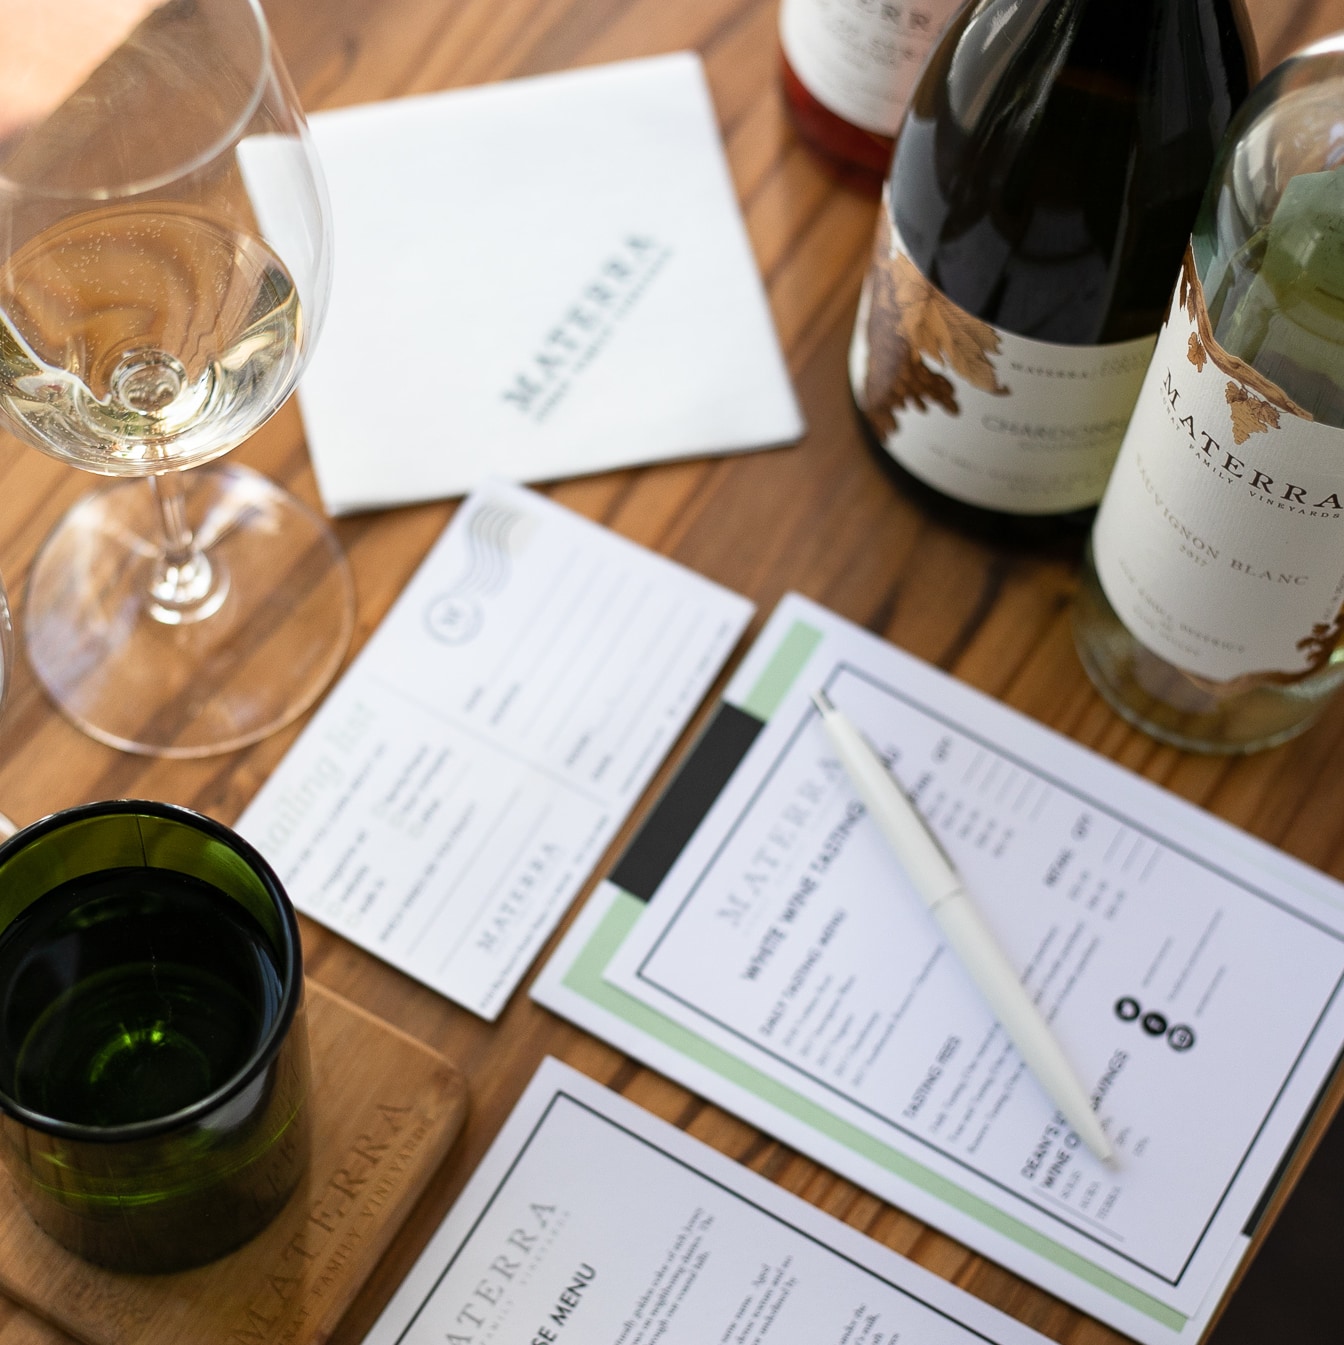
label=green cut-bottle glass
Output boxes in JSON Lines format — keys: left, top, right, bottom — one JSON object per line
{"left": 0, "top": 801, "right": 310, "bottom": 1272}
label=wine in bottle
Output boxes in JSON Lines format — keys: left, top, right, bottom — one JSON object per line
{"left": 850, "top": 0, "right": 1252, "bottom": 533}
{"left": 779, "top": 0, "right": 961, "bottom": 191}
{"left": 1075, "top": 36, "right": 1344, "bottom": 751}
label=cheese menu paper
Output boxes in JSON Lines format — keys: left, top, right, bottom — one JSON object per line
{"left": 362, "top": 1059, "right": 1055, "bottom": 1345}
{"left": 238, "top": 482, "right": 752, "bottom": 1018}
{"left": 534, "top": 593, "right": 1344, "bottom": 1342}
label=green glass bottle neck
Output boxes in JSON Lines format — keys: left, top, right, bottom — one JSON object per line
{"left": 1192, "top": 48, "right": 1344, "bottom": 427}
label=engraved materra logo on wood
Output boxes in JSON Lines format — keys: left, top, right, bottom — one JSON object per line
{"left": 227, "top": 1098, "right": 436, "bottom": 1345}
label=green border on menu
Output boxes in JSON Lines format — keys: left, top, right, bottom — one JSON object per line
{"left": 739, "top": 618, "right": 824, "bottom": 720}
{"left": 561, "top": 618, "right": 1186, "bottom": 1333}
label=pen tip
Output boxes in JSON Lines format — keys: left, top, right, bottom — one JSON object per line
{"left": 811, "top": 688, "right": 834, "bottom": 715}
{"left": 1086, "top": 1131, "right": 1116, "bottom": 1166}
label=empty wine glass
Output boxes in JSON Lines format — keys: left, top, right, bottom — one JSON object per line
{"left": 0, "top": 0, "right": 353, "bottom": 757}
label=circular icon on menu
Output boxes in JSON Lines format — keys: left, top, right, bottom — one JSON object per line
{"left": 1115, "top": 997, "right": 1141, "bottom": 1022}
{"left": 1168, "top": 1024, "right": 1196, "bottom": 1052}
{"left": 425, "top": 594, "right": 483, "bottom": 645}
{"left": 1141, "top": 1011, "right": 1168, "bottom": 1036}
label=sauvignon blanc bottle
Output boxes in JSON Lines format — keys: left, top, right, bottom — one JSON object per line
{"left": 850, "top": 0, "right": 1251, "bottom": 532}
{"left": 778, "top": 0, "right": 961, "bottom": 190}
{"left": 1075, "top": 36, "right": 1344, "bottom": 752}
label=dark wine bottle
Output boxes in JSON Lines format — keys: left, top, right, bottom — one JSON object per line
{"left": 778, "top": 0, "right": 962, "bottom": 192}
{"left": 850, "top": 0, "right": 1253, "bottom": 535}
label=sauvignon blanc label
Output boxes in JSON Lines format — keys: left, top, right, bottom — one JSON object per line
{"left": 1093, "top": 249, "right": 1344, "bottom": 682}
{"left": 850, "top": 202, "right": 1155, "bottom": 514}
{"left": 779, "top": 0, "right": 952, "bottom": 136}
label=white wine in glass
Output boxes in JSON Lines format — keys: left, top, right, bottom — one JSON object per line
{"left": 0, "top": 0, "right": 353, "bottom": 757}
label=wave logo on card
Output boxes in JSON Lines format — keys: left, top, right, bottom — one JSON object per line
{"left": 425, "top": 500, "right": 535, "bottom": 645}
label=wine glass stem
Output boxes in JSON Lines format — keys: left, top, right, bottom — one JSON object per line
{"left": 146, "top": 474, "right": 228, "bottom": 625}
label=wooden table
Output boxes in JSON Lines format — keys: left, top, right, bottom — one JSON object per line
{"left": 0, "top": 1, "right": 1340, "bottom": 1341}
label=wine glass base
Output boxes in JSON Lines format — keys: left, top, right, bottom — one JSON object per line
{"left": 25, "top": 466, "right": 355, "bottom": 758}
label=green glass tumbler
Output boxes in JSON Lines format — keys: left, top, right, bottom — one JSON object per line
{"left": 0, "top": 800, "right": 310, "bottom": 1272}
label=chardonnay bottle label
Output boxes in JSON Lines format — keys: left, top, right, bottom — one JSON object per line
{"left": 779, "top": 0, "right": 948, "bottom": 137}
{"left": 850, "top": 203, "right": 1155, "bottom": 514}
{"left": 1093, "top": 249, "right": 1344, "bottom": 683}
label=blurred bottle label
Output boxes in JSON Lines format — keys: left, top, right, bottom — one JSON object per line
{"left": 1093, "top": 249, "right": 1344, "bottom": 682}
{"left": 779, "top": 0, "right": 949, "bottom": 135}
{"left": 850, "top": 202, "right": 1155, "bottom": 513}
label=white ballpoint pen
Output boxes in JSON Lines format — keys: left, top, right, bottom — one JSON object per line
{"left": 811, "top": 689, "right": 1115, "bottom": 1165}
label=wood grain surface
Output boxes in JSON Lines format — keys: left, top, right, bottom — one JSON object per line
{"left": 1, "top": 2, "right": 1342, "bottom": 1343}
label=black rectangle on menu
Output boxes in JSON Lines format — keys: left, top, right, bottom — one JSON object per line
{"left": 609, "top": 700, "right": 764, "bottom": 902}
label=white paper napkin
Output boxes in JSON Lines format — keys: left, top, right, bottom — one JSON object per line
{"left": 297, "top": 52, "right": 804, "bottom": 514}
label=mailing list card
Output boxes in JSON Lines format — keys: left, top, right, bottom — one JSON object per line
{"left": 237, "top": 481, "right": 753, "bottom": 1018}
{"left": 298, "top": 52, "right": 803, "bottom": 515}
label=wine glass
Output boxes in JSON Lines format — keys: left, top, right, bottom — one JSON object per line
{"left": 0, "top": 0, "right": 353, "bottom": 757}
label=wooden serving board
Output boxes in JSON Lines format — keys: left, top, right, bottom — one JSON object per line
{"left": 0, "top": 980, "right": 468, "bottom": 1345}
